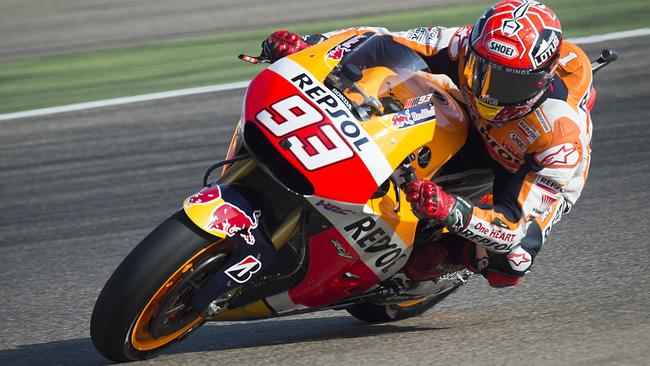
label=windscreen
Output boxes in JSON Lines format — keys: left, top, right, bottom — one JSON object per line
{"left": 324, "top": 34, "right": 437, "bottom": 120}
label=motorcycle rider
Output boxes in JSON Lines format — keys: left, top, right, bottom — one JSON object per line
{"left": 260, "top": 0, "right": 594, "bottom": 287}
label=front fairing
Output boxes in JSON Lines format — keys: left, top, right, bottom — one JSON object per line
{"left": 242, "top": 34, "right": 469, "bottom": 204}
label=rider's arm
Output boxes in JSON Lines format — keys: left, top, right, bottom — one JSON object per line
{"left": 452, "top": 117, "right": 590, "bottom": 256}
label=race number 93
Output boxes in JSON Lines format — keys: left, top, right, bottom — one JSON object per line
{"left": 255, "top": 95, "right": 353, "bottom": 170}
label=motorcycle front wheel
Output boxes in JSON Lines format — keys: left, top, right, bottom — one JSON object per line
{"left": 90, "top": 210, "right": 233, "bottom": 362}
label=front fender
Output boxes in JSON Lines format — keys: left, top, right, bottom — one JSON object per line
{"left": 183, "top": 184, "right": 264, "bottom": 244}
{"left": 183, "top": 184, "right": 277, "bottom": 308}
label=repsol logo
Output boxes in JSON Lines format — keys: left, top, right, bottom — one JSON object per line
{"left": 488, "top": 40, "right": 518, "bottom": 59}
{"left": 474, "top": 120, "right": 523, "bottom": 168}
{"left": 343, "top": 217, "right": 407, "bottom": 273}
{"left": 291, "top": 73, "right": 369, "bottom": 151}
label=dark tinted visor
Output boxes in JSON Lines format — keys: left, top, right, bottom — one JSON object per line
{"left": 464, "top": 51, "right": 548, "bottom": 105}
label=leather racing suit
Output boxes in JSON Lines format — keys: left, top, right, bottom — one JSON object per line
{"left": 311, "top": 26, "right": 594, "bottom": 286}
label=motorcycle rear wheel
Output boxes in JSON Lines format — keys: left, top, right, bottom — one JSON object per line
{"left": 90, "top": 210, "right": 232, "bottom": 362}
{"left": 346, "top": 284, "right": 461, "bottom": 323}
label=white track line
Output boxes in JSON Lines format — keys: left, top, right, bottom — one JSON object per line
{"left": 1, "top": 27, "right": 649, "bottom": 122}
{"left": 0, "top": 81, "right": 250, "bottom": 122}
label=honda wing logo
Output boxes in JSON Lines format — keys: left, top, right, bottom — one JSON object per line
{"left": 225, "top": 255, "right": 262, "bottom": 283}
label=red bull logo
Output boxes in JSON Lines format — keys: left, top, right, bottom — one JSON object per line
{"left": 324, "top": 34, "right": 366, "bottom": 67}
{"left": 327, "top": 45, "right": 345, "bottom": 60}
{"left": 391, "top": 113, "right": 413, "bottom": 128}
{"left": 186, "top": 185, "right": 222, "bottom": 206}
{"left": 207, "top": 203, "right": 262, "bottom": 245}
{"left": 391, "top": 104, "right": 436, "bottom": 129}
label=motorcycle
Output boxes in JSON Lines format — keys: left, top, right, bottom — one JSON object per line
{"left": 90, "top": 32, "right": 617, "bottom": 362}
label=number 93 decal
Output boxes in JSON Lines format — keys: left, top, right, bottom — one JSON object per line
{"left": 255, "top": 95, "right": 354, "bottom": 170}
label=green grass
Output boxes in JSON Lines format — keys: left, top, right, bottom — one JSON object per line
{"left": 1, "top": 0, "right": 648, "bottom": 114}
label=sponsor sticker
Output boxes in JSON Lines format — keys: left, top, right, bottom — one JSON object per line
{"left": 487, "top": 39, "right": 519, "bottom": 59}
{"left": 405, "top": 27, "right": 441, "bottom": 45}
{"left": 534, "top": 176, "right": 563, "bottom": 194}
{"left": 330, "top": 239, "right": 354, "bottom": 260}
{"left": 391, "top": 103, "right": 436, "bottom": 129}
{"left": 532, "top": 31, "right": 560, "bottom": 68}
{"left": 506, "top": 247, "right": 532, "bottom": 272}
{"left": 457, "top": 227, "right": 517, "bottom": 253}
{"left": 509, "top": 131, "right": 527, "bottom": 152}
{"left": 343, "top": 216, "right": 409, "bottom": 274}
{"left": 533, "top": 193, "right": 558, "bottom": 216}
{"left": 324, "top": 34, "right": 367, "bottom": 67}
{"left": 185, "top": 185, "right": 222, "bottom": 206}
{"left": 533, "top": 109, "right": 551, "bottom": 132}
{"left": 537, "top": 143, "right": 579, "bottom": 167}
{"left": 315, "top": 199, "right": 356, "bottom": 215}
{"left": 225, "top": 255, "right": 262, "bottom": 283}
{"left": 206, "top": 204, "right": 261, "bottom": 245}
{"left": 517, "top": 120, "right": 540, "bottom": 143}
{"left": 403, "top": 93, "right": 432, "bottom": 108}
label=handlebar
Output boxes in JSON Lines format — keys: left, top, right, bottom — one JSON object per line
{"left": 591, "top": 48, "right": 618, "bottom": 74}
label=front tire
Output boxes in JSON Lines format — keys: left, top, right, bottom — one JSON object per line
{"left": 90, "top": 210, "right": 232, "bottom": 362}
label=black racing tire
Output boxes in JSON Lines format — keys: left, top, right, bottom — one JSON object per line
{"left": 346, "top": 284, "right": 461, "bottom": 323}
{"left": 90, "top": 210, "right": 231, "bottom": 362}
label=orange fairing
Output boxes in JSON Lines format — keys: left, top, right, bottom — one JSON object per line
{"left": 297, "top": 34, "right": 467, "bottom": 177}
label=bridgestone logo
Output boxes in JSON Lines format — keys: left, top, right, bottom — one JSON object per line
{"left": 488, "top": 40, "right": 518, "bottom": 59}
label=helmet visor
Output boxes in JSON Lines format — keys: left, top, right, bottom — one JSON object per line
{"left": 464, "top": 51, "right": 549, "bottom": 106}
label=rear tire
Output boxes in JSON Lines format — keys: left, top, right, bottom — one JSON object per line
{"left": 90, "top": 210, "right": 231, "bottom": 362}
{"left": 346, "top": 284, "right": 461, "bottom": 323}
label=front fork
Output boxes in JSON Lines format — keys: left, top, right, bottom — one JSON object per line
{"left": 183, "top": 158, "right": 303, "bottom": 312}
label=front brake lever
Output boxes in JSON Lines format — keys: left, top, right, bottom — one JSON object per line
{"left": 238, "top": 53, "right": 271, "bottom": 64}
{"left": 392, "top": 157, "right": 417, "bottom": 213}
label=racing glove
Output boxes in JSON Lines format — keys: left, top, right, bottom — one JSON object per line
{"left": 404, "top": 180, "right": 472, "bottom": 232}
{"left": 261, "top": 30, "right": 312, "bottom": 62}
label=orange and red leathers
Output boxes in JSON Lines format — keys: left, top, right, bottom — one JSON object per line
{"left": 314, "top": 25, "right": 593, "bottom": 286}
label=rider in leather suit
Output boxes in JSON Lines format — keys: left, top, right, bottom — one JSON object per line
{"left": 261, "top": 0, "right": 594, "bottom": 287}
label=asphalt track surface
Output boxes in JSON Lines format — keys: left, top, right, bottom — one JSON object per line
{"left": 1, "top": 34, "right": 650, "bottom": 366}
{"left": 0, "top": 0, "right": 479, "bottom": 61}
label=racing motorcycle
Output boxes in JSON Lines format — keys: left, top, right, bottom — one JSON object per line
{"left": 90, "top": 32, "right": 617, "bottom": 362}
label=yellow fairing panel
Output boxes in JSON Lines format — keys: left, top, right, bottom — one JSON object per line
{"left": 214, "top": 300, "right": 274, "bottom": 321}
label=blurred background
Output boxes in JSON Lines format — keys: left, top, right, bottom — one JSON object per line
{"left": 1, "top": 0, "right": 648, "bottom": 114}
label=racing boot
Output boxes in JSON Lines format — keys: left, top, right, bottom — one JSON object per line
{"left": 403, "top": 240, "right": 473, "bottom": 282}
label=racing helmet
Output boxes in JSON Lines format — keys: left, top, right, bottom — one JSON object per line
{"left": 462, "top": 0, "right": 562, "bottom": 123}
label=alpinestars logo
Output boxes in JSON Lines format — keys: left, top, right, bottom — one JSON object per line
{"left": 538, "top": 143, "right": 579, "bottom": 167}
{"left": 225, "top": 255, "right": 262, "bottom": 283}
{"left": 506, "top": 247, "right": 532, "bottom": 272}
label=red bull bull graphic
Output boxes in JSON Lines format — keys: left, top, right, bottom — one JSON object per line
{"left": 324, "top": 34, "right": 367, "bottom": 68}
{"left": 207, "top": 203, "right": 261, "bottom": 245}
{"left": 391, "top": 103, "right": 436, "bottom": 129}
{"left": 186, "top": 185, "right": 222, "bottom": 206}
